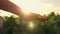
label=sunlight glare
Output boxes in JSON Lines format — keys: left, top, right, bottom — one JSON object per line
{"left": 22, "top": 11, "right": 31, "bottom": 15}
{"left": 9, "top": 0, "right": 60, "bottom": 15}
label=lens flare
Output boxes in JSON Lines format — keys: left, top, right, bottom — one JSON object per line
{"left": 28, "top": 21, "right": 34, "bottom": 28}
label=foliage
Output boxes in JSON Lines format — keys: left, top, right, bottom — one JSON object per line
{"left": 2, "top": 12, "right": 60, "bottom": 34}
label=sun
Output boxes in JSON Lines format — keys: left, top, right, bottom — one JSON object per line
{"left": 22, "top": 10, "right": 31, "bottom": 15}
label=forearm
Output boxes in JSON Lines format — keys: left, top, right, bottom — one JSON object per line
{"left": 0, "top": 0, "right": 22, "bottom": 16}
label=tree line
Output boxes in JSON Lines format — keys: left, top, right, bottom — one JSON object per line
{"left": 0, "top": 12, "right": 60, "bottom": 34}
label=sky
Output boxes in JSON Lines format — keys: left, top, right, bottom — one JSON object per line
{"left": 0, "top": 0, "right": 60, "bottom": 16}
{"left": 0, "top": 10, "right": 18, "bottom": 17}
{"left": 9, "top": 0, "right": 60, "bottom": 15}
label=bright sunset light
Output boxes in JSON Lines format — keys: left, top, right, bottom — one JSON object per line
{"left": 22, "top": 11, "right": 31, "bottom": 15}
{"left": 9, "top": 0, "right": 60, "bottom": 15}
{"left": 0, "top": 0, "right": 60, "bottom": 34}
{"left": 0, "top": 0, "right": 60, "bottom": 16}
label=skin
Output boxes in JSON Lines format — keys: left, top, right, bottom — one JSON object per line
{"left": 0, "top": 0, "right": 22, "bottom": 16}
{"left": 0, "top": 0, "right": 23, "bottom": 34}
